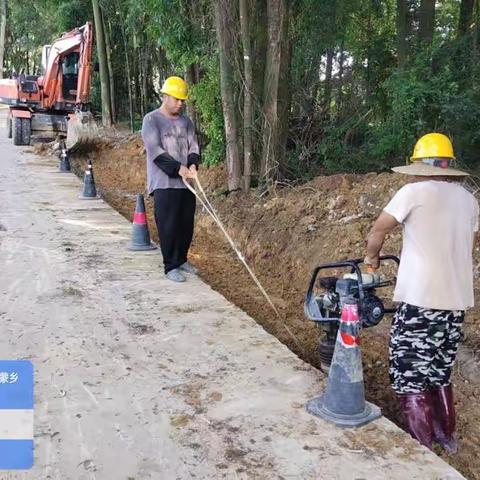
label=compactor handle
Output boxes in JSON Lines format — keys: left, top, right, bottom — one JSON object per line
{"left": 304, "top": 255, "right": 400, "bottom": 315}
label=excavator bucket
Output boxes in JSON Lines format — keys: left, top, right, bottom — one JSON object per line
{"left": 66, "top": 110, "right": 98, "bottom": 152}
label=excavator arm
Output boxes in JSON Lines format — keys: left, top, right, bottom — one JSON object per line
{"left": 76, "top": 23, "right": 93, "bottom": 106}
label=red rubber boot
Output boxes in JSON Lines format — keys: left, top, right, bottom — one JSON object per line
{"left": 397, "top": 392, "right": 433, "bottom": 449}
{"left": 431, "top": 384, "right": 458, "bottom": 454}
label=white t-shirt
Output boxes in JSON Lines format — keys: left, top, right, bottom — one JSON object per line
{"left": 384, "top": 181, "right": 479, "bottom": 311}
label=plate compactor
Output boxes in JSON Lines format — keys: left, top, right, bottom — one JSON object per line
{"left": 304, "top": 255, "right": 400, "bottom": 372}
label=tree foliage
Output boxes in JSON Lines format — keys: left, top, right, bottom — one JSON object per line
{"left": 3, "top": 0, "right": 480, "bottom": 185}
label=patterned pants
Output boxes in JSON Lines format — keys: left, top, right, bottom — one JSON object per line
{"left": 389, "top": 303, "right": 465, "bottom": 394}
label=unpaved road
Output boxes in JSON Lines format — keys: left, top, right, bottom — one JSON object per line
{"left": 0, "top": 117, "right": 464, "bottom": 479}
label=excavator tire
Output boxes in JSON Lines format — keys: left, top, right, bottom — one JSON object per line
{"left": 12, "top": 117, "right": 22, "bottom": 145}
{"left": 21, "top": 118, "right": 31, "bottom": 145}
{"left": 12, "top": 118, "right": 31, "bottom": 146}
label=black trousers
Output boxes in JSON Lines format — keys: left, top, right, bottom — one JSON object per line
{"left": 153, "top": 188, "right": 196, "bottom": 274}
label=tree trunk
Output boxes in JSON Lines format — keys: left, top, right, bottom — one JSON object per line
{"left": 396, "top": 0, "right": 409, "bottom": 66}
{"left": 475, "top": 0, "right": 480, "bottom": 53}
{"left": 103, "top": 14, "right": 116, "bottom": 123}
{"left": 138, "top": 42, "right": 149, "bottom": 119}
{"left": 0, "top": 0, "right": 6, "bottom": 79}
{"left": 144, "top": 47, "right": 150, "bottom": 115}
{"left": 185, "top": 2, "right": 198, "bottom": 126}
{"left": 137, "top": 38, "right": 144, "bottom": 119}
{"left": 418, "top": 0, "right": 436, "bottom": 45}
{"left": 323, "top": 47, "right": 334, "bottom": 118}
{"left": 115, "top": 2, "right": 135, "bottom": 133}
{"left": 252, "top": 0, "right": 268, "bottom": 175}
{"left": 239, "top": 0, "right": 253, "bottom": 190}
{"left": 91, "top": 0, "right": 112, "bottom": 127}
{"left": 260, "top": 0, "right": 286, "bottom": 182}
{"left": 214, "top": 0, "right": 242, "bottom": 192}
{"left": 337, "top": 41, "right": 345, "bottom": 109}
{"left": 132, "top": 33, "right": 140, "bottom": 125}
{"left": 458, "top": 0, "right": 475, "bottom": 37}
{"left": 276, "top": 3, "right": 292, "bottom": 178}
{"left": 322, "top": 1, "right": 336, "bottom": 118}
{"left": 118, "top": 11, "right": 134, "bottom": 132}
{"left": 185, "top": 63, "right": 197, "bottom": 124}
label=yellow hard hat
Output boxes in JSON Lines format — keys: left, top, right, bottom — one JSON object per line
{"left": 160, "top": 76, "right": 188, "bottom": 100}
{"left": 410, "top": 133, "right": 455, "bottom": 161}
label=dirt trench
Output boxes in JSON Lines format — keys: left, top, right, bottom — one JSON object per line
{"left": 36, "top": 134, "right": 480, "bottom": 479}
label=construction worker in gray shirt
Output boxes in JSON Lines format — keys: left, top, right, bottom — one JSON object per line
{"left": 142, "top": 76, "right": 200, "bottom": 282}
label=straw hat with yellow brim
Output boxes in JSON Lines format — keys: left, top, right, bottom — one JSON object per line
{"left": 392, "top": 133, "right": 469, "bottom": 177}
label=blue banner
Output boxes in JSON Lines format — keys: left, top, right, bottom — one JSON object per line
{"left": 0, "top": 361, "right": 33, "bottom": 409}
{"left": 0, "top": 441, "right": 34, "bottom": 469}
{"left": 0, "top": 360, "right": 34, "bottom": 470}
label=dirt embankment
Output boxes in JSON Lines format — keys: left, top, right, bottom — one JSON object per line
{"left": 38, "top": 134, "right": 480, "bottom": 479}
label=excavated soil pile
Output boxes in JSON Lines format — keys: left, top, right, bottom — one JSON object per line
{"left": 40, "top": 134, "right": 480, "bottom": 479}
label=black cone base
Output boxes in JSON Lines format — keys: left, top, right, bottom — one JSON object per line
{"left": 307, "top": 395, "right": 381, "bottom": 428}
{"left": 127, "top": 243, "right": 157, "bottom": 252}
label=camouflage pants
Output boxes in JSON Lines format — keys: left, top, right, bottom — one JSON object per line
{"left": 389, "top": 303, "right": 464, "bottom": 394}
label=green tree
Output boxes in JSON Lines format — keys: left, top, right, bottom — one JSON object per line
{"left": 92, "top": 0, "right": 112, "bottom": 127}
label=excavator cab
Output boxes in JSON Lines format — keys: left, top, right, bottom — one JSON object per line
{"left": 61, "top": 52, "right": 79, "bottom": 102}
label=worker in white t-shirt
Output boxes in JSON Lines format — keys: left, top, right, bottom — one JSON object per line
{"left": 365, "top": 133, "right": 479, "bottom": 453}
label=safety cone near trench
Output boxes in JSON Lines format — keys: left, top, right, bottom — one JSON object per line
{"left": 127, "top": 194, "right": 157, "bottom": 251}
{"left": 79, "top": 159, "right": 97, "bottom": 199}
{"left": 58, "top": 141, "right": 71, "bottom": 172}
{"left": 306, "top": 297, "right": 381, "bottom": 427}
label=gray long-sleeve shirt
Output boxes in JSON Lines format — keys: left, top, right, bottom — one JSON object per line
{"left": 142, "top": 109, "right": 200, "bottom": 194}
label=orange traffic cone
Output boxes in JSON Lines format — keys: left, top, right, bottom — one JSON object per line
{"left": 307, "top": 297, "right": 381, "bottom": 427}
{"left": 127, "top": 194, "right": 157, "bottom": 251}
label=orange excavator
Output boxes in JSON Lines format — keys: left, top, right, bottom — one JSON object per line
{"left": 0, "top": 22, "right": 96, "bottom": 149}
